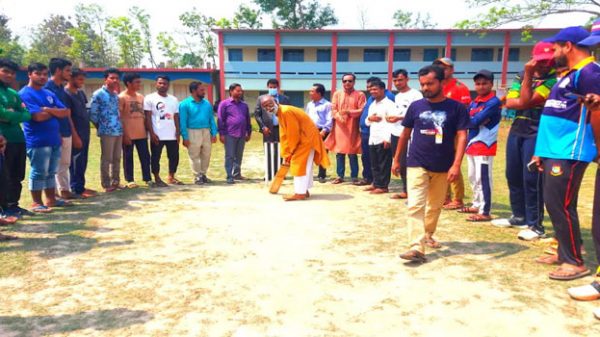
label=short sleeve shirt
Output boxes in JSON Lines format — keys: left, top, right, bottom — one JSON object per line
{"left": 402, "top": 98, "right": 469, "bottom": 172}
{"left": 144, "top": 93, "right": 179, "bottom": 141}
{"left": 119, "top": 91, "right": 147, "bottom": 140}
{"left": 19, "top": 86, "right": 64, "bottom": 148}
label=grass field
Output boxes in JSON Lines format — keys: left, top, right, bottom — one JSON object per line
{"left": 0, "top": 120, "right": 599, "bottom": 336}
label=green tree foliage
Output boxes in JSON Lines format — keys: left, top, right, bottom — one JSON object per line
{"left": 253, "top": 0, "right": 338, "bottom": 29}
{"left": 106, "top": 16, "right": 144, "bottom": 67}
{"left": 156, "top": 32, "right": 182, "bottom": 67}
{"left": 393, "top": 10, "right": 437, "bottom": 29}
{"left": 456, "top": 0, "right": 600, "bottom": 30}
{"left": 25, "top": 15, "right": 73, "bottom": 64}
{"left": 179, "top": 9, "right": 218, "bottom": 67}
{"left": 129, "top": 6, "right": 157, "bottom": 67}
{"left": 234, "top": 4, "right": 263, "bottom": 29}
{"left": 0, "top": 14, "right": 26, "bottom": 64}
{"left": 67, "top": 3, "right": 117, "bottom": 67}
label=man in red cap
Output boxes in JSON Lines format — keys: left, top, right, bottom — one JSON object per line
{"left": 491, "top": 42, "right": 557, "bottom": 243}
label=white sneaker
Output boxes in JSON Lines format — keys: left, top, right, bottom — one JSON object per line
{"left": 491, "top": 218, "right": 511, "bottom": 228}
{"left": 518, "top": 229, "right": 544, "bottom": 241}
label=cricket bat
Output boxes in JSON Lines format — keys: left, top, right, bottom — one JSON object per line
{"left": 269, "top": 164, "right": 290, "bottom": 194}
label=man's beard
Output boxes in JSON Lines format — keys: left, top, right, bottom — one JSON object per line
{"left": 422, "top": 89, "right": 441, "bottom": 98}
{"left": 554, "top": 54, "right": 568, "bottom": 68}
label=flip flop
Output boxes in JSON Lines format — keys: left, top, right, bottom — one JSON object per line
{"left": 390, "top": 192, "right": 407, "bottom": 199}
{"left": 399, "top": 249, "right": 427, "bottom": 263}
{"left": 535, "top": 254, "right": 561, "bottom": 265}
{"left": 568, "top": 281, "right": 600, "bottom": 301}
{"left": 31, "top": 205, "right": 52, "bottom": 213}
{"left": 443, "top": 201, "right": 464, "bottom": 210}
{"left": 51, "top": 199, "right": 72, "bottom": 207}
{"left": 424, "top": 238, "right": 442, "bottom": 249}
{"left": 549, "top": 266, "right": 591, "bottom": 281}
{"left": 168, "top": 179, "right": 184, "bottom": 185}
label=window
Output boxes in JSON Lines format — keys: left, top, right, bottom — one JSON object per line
{"left": 445, "top": 48, "right": 457, "bottom": 60}
{"left": 337, "top": 49, "right": 349, "bottom": 62}
{"left": 364, "top": 48, "right": 385, "bottom": 62}
{"left": 228, "top": 48, "right": 243, "bottom": 62}
{"left": 257, "top": 48, "right": 275, "bottom": 62}
{"left": 393, "top": 48, "right": 411, "bottom": 62}
{"left": 317, "top": 49, "right": 331, "bottom": 62}
{"left": 423, "top": 48, "right": 439, "bottom": 61}
{"left": 497, "top": 47, "right": 520, "bottom": 62}
{"left": 283, "top": 49, "right": 304, "bottom": 62}
{"left": 471, "top": 48, "right": 494, "bottom": 61}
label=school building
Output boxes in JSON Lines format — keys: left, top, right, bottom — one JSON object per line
{"left": 215, "top": 28, "right": 561, "bottom": 107}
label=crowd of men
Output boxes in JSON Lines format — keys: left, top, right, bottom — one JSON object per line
{"left": 1, "top": 22, "right": 600, "bottom": 318}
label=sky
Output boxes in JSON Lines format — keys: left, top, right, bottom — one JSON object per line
{"left": 1, "top": 0, "right": 592, "bottom": 64}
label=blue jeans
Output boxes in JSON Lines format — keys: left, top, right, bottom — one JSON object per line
{"left": 336, "top": 153, "right": 358, "bottom": 180}
{"left": 360, "top": 132, "right": 372, "bottom": 182}
{"left": 505, "top": 133, "right": 544, "bottom": 233}
{"left": 27, "top": 146, "right": 61, "bottom": 191}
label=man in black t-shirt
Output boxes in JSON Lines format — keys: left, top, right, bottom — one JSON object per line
{"left": 392, "top": 65, "right": 469, "bottom": 263}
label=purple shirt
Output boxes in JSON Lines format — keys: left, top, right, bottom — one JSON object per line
{"left": 218, "top": 98, "right": 251, "bottom": 138}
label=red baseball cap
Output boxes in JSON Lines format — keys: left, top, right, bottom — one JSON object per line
{"left": 531, "top": 42, "right": 554, "bottom": 61}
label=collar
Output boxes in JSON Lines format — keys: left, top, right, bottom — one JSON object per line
{"left": 474, "top": 92, "right": 495, "bottom": 103}
{"left": 312, "top": 98, "right": 326, "bottom": 105}
{"left": 102, "top": 85, "right": 116, "bottom": 95}
{"left": 571, "top": 56, "right": 595, "bottom": 71}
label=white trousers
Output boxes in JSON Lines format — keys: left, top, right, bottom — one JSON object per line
{"left": 467, "top": 155, "right": 494, "bottom": 215}
{"left": 56, "top": 136, "right": 72, "bottom": 192}
{"left": 293, "top": 150, "right": 315, "bottom": 194}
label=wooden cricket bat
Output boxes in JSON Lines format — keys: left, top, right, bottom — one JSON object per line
{"left": 269, "top": 164, "right": 290, "bottom": 194}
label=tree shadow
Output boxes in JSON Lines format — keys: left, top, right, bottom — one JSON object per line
{"left": 0, "top": 308, "right": 153, "bottom": 336}
{"left": 0, "top": 236, "right": 133, "bottom": 259}
{"left": 403, "top": 240, "right": 529, "bottom": 266}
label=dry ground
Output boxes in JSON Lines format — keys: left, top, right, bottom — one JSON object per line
{"left": 0, "top": 125, "right": 599, "bottom": 336}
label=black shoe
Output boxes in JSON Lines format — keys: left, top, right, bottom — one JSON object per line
{"left": 318, "top": 177, "right": 326, "bottom": 183}
{"left": 226, "top": 177, "right": 235, "bottom": 184}
{"left": 202, "top": 175, "right": 212, "bottom": 183}
{"left": 194, "top": 177, "right": 204, "bottom": 185}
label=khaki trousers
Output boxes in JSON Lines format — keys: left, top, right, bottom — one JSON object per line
{"left": 55, "top": 136, "right": 72, "bottom": 192}
{"left": 187, "top": 129, "right": 212, "bottom": 178}
{"left": 100, "top": 135, "right": 122, "bottom": 188}
{"left": 407, "top": 167, "right": 449, "bottom": 253}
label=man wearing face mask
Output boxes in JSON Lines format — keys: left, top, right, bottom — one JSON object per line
{"left": 260, "top": 95, "right": 330, "bottom": 201}
{"left": 255, "top": 79, "right": 290, "bottom": 181}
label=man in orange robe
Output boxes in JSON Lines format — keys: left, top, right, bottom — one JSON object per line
{"left": 324, "top": 73, "right": 366, "bottom": 184}
{"left": 260, "top": 96, "right": 330, "bottom": 201}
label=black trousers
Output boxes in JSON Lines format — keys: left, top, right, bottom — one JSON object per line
{"left": 391, "top": 135, "right": 408, "bottom": 193}
{"left": 123, "top": 138, "right": 151, "bottom": 182}
{"left": 0, "top": 142, "right": 26, "bottom": 210}
{"left": 592, "top": 167, "right": 600, "bottom": 267}
{"left": 369, "top": 143, "right": 392, "bottom": 189}
{"left": 543, "top": 158, "right": 588, "bottom": 266}
{"left": 151, "top": 140, "right": 179, "bottom": 175}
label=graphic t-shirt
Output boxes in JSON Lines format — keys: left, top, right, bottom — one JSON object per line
{"left": 19, "top": 86, "right": 64, "bottom": 148}
{"left": 144, "top": 92, "right": 179, "bottom": 141}
{"left": 402, "top": 98, "right": 469, "bottom": 172}
{"left": 119, "top": 91, "right": 147, "bottom": 140}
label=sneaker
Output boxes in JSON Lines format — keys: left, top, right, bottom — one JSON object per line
{"left": 491, "top": 216, "right": 527, "bottom": 229}
{"left": 201, "top": 175, "right": 212, "bottom": 184}
{"left": 518, "top": 228, "right": 545, "bottom": 241}
{"left": 318, "top": 177, "right": 326, "bottom": 184}
{"left": 194, "top": 177, "right": 205, "bottom": 185}
{"left": 491, "top": 218, "right": 512, "bottom": 228}
{"left": 226, "top": 177, "right": 235, "bottom": 184}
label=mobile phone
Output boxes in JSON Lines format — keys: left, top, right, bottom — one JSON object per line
{"left": 527, "top": 160, "right": 539, "bottom": 172}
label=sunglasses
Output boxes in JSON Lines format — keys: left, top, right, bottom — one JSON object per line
{"left": 342, "top": 79, "right": 354, "bottom": 83}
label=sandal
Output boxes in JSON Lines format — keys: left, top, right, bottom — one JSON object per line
{"left": 168, "top": 178, "right": 184, "bottom": 185}
{"left": 467, "top": 214, "right": 492, "bottom": 222}
{"left": 31, "top": 205, "right": 53, "bottom": 213}
{"left": 443, "top": 201, "right": 464, "bottom": 210}
{"left": 424, "top": 238, "right": 442, "bottom": 249}
{"left": 331, "top": 177, "right": 344, "bottom": 184}
{"left": 390, "top": 192, "right": 407, "bottom": 199}
{"left": 549, "top": 265, "right": 591, "bottom": 281}
{"left": 0, "top": 215, "right": 18, "bottom": 225}
{"left": 568, "top": 281, "right": 600, "bottom": 301}
{"left": 126, "top": 182, "right": 139, "bottom": 188}
{"left": 399, "top": 249, "right": 427, "bottom": 263}
{"left": 49, "top": 199, "right": 72, "bottom": 207}
{"left": 458, "top": 206, "right": 479, "bottom": 214}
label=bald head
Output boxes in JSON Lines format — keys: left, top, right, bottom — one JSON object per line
{"left": 260, "top": 95, "right": 278, "bottom": 113}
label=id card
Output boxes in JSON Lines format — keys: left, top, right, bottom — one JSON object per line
{"left": 435, "top": 126, "right": 443, "bottom": 144}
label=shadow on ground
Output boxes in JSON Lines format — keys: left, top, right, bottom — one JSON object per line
{"left": 404, "top": 240, "right": 529, "bottom": 265}
{"left": 0, "top": 308, "right": 153, "bottom": 336}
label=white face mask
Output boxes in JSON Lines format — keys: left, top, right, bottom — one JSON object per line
{"left": 268, "top": 88, "right": 278, "bottom": 96}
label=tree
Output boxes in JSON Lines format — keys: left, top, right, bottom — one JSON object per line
{"left": 0, "top": 14, "right": 26, "bottom": 64}
{"left": 179, "top": 9, "right": 218, "bottom": 67}
{"left": 234, "top": 4, "right": 263, "bottom": 29}
{"left": 456, "top": 0, "right": 599, "bottom": 30}
{"left": 106, "top": 16, "right": 144, "bottom": 67}
{"left": 393, "top": 10, "right": 437, "bottom": 29}
{"left": 25, "top": 15, "right": 73, "bottom": 64}
{"left": 253, "top": 0, "right": 338, "bottom": 29}
{"left": 68, "top": 3, "right": 117, "bottom": 67}
{"left": 156, "top": 32, "right": 182, "bottom": 67}
{"left": 129, "top": 6, "right": 157, "bottom": 67}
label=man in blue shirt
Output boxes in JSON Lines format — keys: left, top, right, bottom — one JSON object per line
{"left": 180, "top": 81, "right": 217, "bottom": 185}
{"left": 44, "top": 58, "right": 81, "bottom": 200}
{"left": 356, "top": 76, "right": 395, "bottom": 186}
{"left": 19, "top": 63, "right": 71, "bottom": 213}
{"left": 90, "top": 68, "right": 123, "bottom": 193}
{"left": 532, "top": 26, "right": 600, "bottom": 281}
{"left": 306, "top": 83, "right": 332, "bottom": 183}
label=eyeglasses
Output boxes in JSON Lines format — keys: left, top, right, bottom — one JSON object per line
{"left": 342, "top": 80, "right": 354, "bottom": 83}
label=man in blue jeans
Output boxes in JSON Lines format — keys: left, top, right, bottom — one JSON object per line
{"left": 356, "top": 76, "right": 396, "bottom": 186}
{"left": 19, "top": 63, "right": 71, "bottom": 213}
{"left": 491, "top": 42, "right": 557, "bottom": 242}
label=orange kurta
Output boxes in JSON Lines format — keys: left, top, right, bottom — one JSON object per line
{"left": 278, "top": 105, "right": 330, "bottom": 177}
{"left": 324, "top": 89, "right": 366, "bottom": 154}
